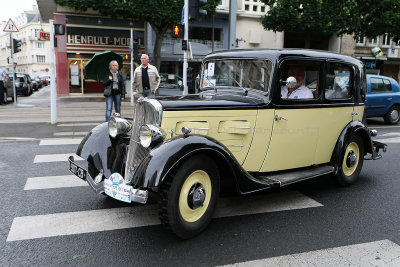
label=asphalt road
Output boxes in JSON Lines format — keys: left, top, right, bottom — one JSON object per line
{"left": 0, "top": 119, "right": 399, "bottom": 266}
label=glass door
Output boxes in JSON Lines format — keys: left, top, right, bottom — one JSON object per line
{"left": 68, "top": 59, "right": 84, "bottom": 94}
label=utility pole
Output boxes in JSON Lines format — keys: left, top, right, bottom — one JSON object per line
{"left": 10, "top": 33, "right": 16, "bottom": 105}
{"left": 130, "top": 28, "right": 134, "bottom": 106}
{"left": 49, "top": 19, "right": 57, "bottom": 124}
{"left": 183, "top": 0, "right": 189, "bottom": 95}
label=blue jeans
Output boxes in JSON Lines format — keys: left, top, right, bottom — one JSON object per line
{"left": 139, "top": 88, "right": 155, "bottom": 98}
{"left": 105, "top": 94, "right": 121, "bottom": 121}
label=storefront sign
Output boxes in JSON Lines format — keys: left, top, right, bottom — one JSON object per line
{"left": 38, "top": 31, "right": 50, "bottom": 41}
{"left": 67, "top": 27, "right": 144, "bottom": 47}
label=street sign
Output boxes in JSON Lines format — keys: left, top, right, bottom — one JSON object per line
{"left": 3, "top": 19, "right": 19, "bottom": 32}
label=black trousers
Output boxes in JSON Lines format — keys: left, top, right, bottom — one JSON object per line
{"left": 0, "top": 81, "right": 5, "bottom": 104}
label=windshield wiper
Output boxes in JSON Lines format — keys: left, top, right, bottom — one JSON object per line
{"left": 232, "top": 77, "right": 248, "bottom": 96}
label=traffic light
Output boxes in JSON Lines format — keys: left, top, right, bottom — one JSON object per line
{"left": 172, "top": 24, "right": 184, "bottom": 38}
{"left": 133, "top": 43, "right": 139, "bottom": 60}
{"left": 123, "top": 53, "right": 130, "bottom": 61}
{"left": 189, "top": 0, "right": 208, "bottom": 20}
{"left": 182, "top": 40, "right": 188, "bottom": 51}
{"left": 12, "top": 38, "right": 22, "bottom": 53}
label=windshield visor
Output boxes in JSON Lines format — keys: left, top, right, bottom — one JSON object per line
{"left": 201, "top": 59, "right": 272, "bottom": 94}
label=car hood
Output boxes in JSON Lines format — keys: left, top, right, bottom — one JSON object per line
{"left": 158, "top": 89, "right": 269, "bottom": 110}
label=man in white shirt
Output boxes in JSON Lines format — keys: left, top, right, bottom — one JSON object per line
{"left": 281, "top": 66, "right": 313, "bottom": 99}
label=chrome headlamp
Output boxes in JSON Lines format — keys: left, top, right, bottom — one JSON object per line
{"left": 139, "top": 124, "right": 166, "bottom": 148}
{"left": 108, "top": 117, "right": 132, "bottom": 138}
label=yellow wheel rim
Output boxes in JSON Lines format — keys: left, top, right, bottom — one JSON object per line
{"left": 342, "top": 142, "right": 360, "bottom": 176}
{"left": 179, "top": 170, "right": 212, "bottom": 223}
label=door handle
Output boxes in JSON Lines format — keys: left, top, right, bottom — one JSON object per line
{"left": 274, "top": 115, "right": 287, "bottom": 121}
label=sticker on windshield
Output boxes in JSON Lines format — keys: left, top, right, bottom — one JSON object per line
{"left": 203, "top": 79, "right": 216, "bottom": 87}
{"left": 207, "top": 63, "right": 215, "bottom": 77}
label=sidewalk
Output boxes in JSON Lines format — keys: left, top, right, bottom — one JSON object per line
{"left": 0, "top": 86, "right": 136, "bottom": 123}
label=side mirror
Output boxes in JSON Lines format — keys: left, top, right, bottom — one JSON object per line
{"left": 286, "top": 76, "right": 297, "bottom": 89}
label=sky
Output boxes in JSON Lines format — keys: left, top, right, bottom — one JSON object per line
{"left": 0, "top": 0, "right": 38, "bottom": 23}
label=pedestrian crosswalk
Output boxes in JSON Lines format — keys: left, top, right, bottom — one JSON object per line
{"left": 4, "top": 123, "right": 400, "bottom": 265}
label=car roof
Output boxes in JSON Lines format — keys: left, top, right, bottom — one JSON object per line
{"left": 204, "top": 48, "right": 362, "bottom": 66}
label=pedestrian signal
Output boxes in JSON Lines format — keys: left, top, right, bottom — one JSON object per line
{"left": 172, "top": 25, "right": 184, "bottom": 38}
{"left": 124, "top": 54, "right": 130, "bottom": 60}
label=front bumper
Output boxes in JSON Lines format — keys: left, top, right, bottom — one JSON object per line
{"left": 68, "top": 156, "right": 148, "bottom": 204}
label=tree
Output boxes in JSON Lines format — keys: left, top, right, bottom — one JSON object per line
{"left": 55, "top": 0, "right": 219, "bottom": 70}
{"left": 260, "top": 0, "right": 400, "bottom": 44}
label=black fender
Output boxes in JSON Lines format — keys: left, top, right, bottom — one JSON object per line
{"left": 76, "top": 122, "right": 129, "bottom": 179}
{"left": 330, "top": 120, "right": 373, "bottom": 174}
{"left": 133, "top": 135, "right": 271, "bottom": 194}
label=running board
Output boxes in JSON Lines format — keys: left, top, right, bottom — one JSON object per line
{"left": 255, "top": 165, "right": 335, "bottom": 187}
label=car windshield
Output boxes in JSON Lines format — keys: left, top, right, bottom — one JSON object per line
{"left": 201, "top": 59, "right": 272, "bottom": 94}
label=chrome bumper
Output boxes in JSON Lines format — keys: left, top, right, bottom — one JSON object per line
{"left": 68, "top": 156, "right": 148, "bottom": 204}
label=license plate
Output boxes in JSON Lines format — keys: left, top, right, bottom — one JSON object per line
{"left": 104, "top": 173, "right": 132, "bottom": 203}
{"left": 69, "top": 160, "right": 87, "bottom": 180}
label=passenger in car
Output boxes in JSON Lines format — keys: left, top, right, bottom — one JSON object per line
{"left": 281, "top": 66, "right": 313, "bottom": 99}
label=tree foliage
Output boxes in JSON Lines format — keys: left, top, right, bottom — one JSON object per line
{"left": 55, "top": 0, "right": 219, "bottom": 69}
{"left": 261, "top": 0, "right": 400, "bottom": 40}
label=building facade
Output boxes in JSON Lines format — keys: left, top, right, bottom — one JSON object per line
{"left": 0, "top": 5, "right": 50, "bottom": 77}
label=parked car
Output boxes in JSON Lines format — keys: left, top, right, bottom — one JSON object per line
{"left": 365, "top": 74, "right": 400, "bottom": 124}
{"left": 69, "top": 49, "right": 387, "bottom": 239}
{"left": 159, "top": 73, "right": 183, "bottom": 90}
{"left": 3, "top": 73, "right": 15, "bottom": 102}
{"left": 15, "top": 73, "right": 33, "bottom": 96}
{"left": 30, "top": 75, "right": 43, "bottom": 90}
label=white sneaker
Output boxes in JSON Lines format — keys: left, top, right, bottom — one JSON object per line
{"left": 114, "top": 113, "right": 120, "bottom": 117}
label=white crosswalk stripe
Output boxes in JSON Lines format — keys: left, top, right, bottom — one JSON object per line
{"left": 220, "top": 240, "right": 400, "bottom": 267}
{"left": 24, "top": 175, "right": 87, "bottom": 190}
{"left": 53, "top": 132, "right": 87, "bottom": 136}
{"left": 33, "top": 153, "right": 83, "bottom": 163}
{"left": 39, "top": 138, "right": 82, "bottom": 145}
{"left": 6, "top": 191, "right": 322, "bottom": 241}
{"left": 57, "top": 122, "right": 99, "bottom": 127}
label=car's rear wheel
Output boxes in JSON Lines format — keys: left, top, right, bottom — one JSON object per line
{"left": 159, "top": 155, "right": 219, "bottom": 239}
{"left": 384, "top": 105, "right": 400, "bottom": 125}
{"left": 335, "top": 135, "right": 364, "bottom": 186}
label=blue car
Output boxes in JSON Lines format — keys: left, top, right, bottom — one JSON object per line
{"left": 366, "top": 74, "right": 400, "bottom": 124}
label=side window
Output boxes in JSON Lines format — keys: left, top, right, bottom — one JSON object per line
{"left": 370, "top": 78, "right": 384, "bottom": 93}
{"left": 280, "top": 61, "right": 321, "bottom": 100}
{"left": 383, "top": 79, "right": 392, "bottom": 92}
{"left": 324, "top": 63, "right": 352, "bottom": 100}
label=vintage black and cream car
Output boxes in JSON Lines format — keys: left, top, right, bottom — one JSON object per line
{"left": 69, "top": 49, "right": 387, "bottom": 239}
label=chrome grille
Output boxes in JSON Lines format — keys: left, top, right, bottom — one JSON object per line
{"left": 124, "top": 98, "right": 162, "bottom": 183}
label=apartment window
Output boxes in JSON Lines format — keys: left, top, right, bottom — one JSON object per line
{"left": 261, "top": 6, "right": 265, "bottom": 12}
{"left": 368, "top": 37, "right": 379, "bottom": 46}
{"left": 356, "top": 36, "right": 366, "bottom": 46}
{"left": 382, "top": 34, "right": 391, "bottom": 47}
{"left": 35, "top": 42, "right": 44, "bottom": 49}
{"left": 253, "top": 5, "right": 257, "bottom": 11}
{"left": 245, "top": 4, "right": 249, "bottom": 10}
{"left": 36, "top": 55, "right": 45, "bottom": 63}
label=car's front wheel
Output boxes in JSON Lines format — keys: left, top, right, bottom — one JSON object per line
{"left": 159, "top": 155, "right": 220, "bottom": 239}
{"left": 335, "top": 135, "right": 364, "bottom": 186}
{"left": 384, "top": 105, "right": 400, "bottom": 125}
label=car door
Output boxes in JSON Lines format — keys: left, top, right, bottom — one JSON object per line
{"left": 260, "top": 59, "right": 323, "bottom": 172}
{"left": 260, "top": 60, "right": 355, "bottom": 172}
{"left": 366, "top": 76, "right": 394, "bottom": 117}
